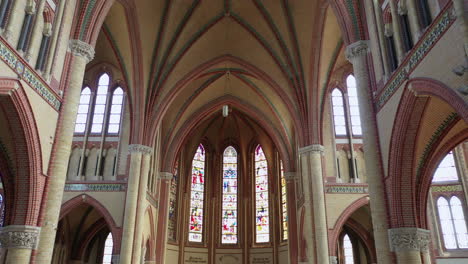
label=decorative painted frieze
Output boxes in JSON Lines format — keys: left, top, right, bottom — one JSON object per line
{"left": 0, "top": 38, "right": 61, "bottom": 110}
{"left": 325, "top": 185, "right": 369, "bottom": 194}
{"left": 388, "top": 228, "right": 431, "bottom": 252}
{"left": 376, "top": 6, "right": 457, "bottom": 109}
{"left": 64, "top": 183, "right": 126, "bottom": 192}
{"left": 431, "top": 184, "right": 463, "bottom": 192}
{"left": 0, "top": 225, "right": 41, "bottom": 249}
{"left": 128, "top": 144, "right": 153, "bottom": 155}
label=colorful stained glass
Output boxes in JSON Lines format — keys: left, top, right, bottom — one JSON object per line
{"left": 167, "top": 161, "right": 178, "bottom": 241}
{"left": 255, "top": 145, "right": 270, "bottom": 243}
{"left": 280, "top": 161, "right": 288, "bottom": 241}
{"left": 188, "top": 144, "right": 205, "bottom": 242}
{"left": 221, "top": 146, "right": 238, "bottom": 244}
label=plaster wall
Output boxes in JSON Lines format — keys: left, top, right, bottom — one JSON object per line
{"left": 325, "top": 193, "right": 368, "bottom": 228}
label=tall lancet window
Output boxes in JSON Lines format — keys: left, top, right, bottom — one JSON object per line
{"left": 432, "top": 151, "right": 458, "bottom": 182}
{"left": 221, "top": 146, "right": 238, "bottom": 244}
{"left": 91, "top": 74, "right": 110, "bottom": 133}
{"left": 437, "top": 197, "right": 468, "bottom": 249}
{"left": 343, "top": 234, "right": 355, "bottom": 264}
{"left": 188, "top": 144, "right": 206, "bottom": 242}
{"left": 107, "top": 87, "right": 124, "bottom": 133}
{"left": 280, "top": 161, "right": 288, "bottom": 241}
{"left": 168, "top": 161, "right": 179, "bottom": 241}
{"left": 102, "top": 233, "right": 113, "bottom": 264}
{"left": 331, "top": 89, "right": 347, "bottom": 136}
{"left": 255, "top": 145, "right": 270, "bottom": 243}
{"left": 346, "top": 75, "right": 362, "bottom": 136}
{"left": 74, "top": 87, "right": 91, "bottom": 133}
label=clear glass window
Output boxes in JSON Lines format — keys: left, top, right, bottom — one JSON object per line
{"left": 102, "top": 233, "right": 113, "bottom": 264}
{"left": 346, "top": 75, "right": 362, "bottom": 136}
{"left": 432, "top": 152, "right": 459, "bottom": 182}
{"left": 332, "top": 89, "right": 347, "bottom": 136}
{"left": 343, "top": 234, "right": 355, "bottom": 264}
{"left": 107, "top": 88, "right": 124, "bottom": 134}
{"left": 74, "top": 87, "right": 91, "bottom": 133}
{"left": 437, "top": 196, "right": 468, "bottom": 249}
{"left": 91, "top": 74, "right": 110, "bottom": 133}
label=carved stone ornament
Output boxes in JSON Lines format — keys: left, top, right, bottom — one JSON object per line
{"left": 299, "top": 144, "right": 325, "bottom": 155}
{"left": 384, "top": 24, "right": 394, "bottom": 37}
{"left": 68, "top": 39, "right": 95, "bottom": 63}
{"left": 329, "top": 256, "right": 338, "bottom": 264}
{"left": 388, "top": 228, "right": 431, "bottom": 252}
{"left": 346, "top": 40, "right": 370, "bottom": 62}
{"left": 159, "top": 171, "right": 174, "bottom": 181}
{"left": 397, "top": 0, "right": 408, "bottom": 15}
{"left": 284, "top": 172, "right": 297, "bottom": 181}
{"left": 0, "top": 225, "right": 41, "bottom": 249}
{"left": 128, "top": 144, "right": 153, "bottom": 155}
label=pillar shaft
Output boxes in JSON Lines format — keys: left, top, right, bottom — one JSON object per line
{"left": 372, "top": 0, "right": 391, "bottom": 77}
{"left": 120, "top": 145, "right": 145, "bottom": 263}
{"left": 131, "top": 146, "right": 153, "bottom": 264}
{"left": 389, "top": 0, "right": 405, "bottom": 62}
{"left": 346, "top": 41, "right": 392, "bottom": 264}
{"left": 299, "top": 145, "right": 329, "bottom": 264}
{"left": 25, "top": 0, "right": 46, "bottom": 60}
{"left": 452, "top": 0, "right": 468, "bottom": 56}
{"left": 44, "top": 0, "right": 67, "bottom": 80}
{"left": 155, "top": 172, "right": 174, "bottom": 264}
{"left": 3, "top": 0, "right": 22, "bottom": 41}
{"left": 406, "top": 0, "right": 422, "bottom": 41}
{"left": 35, "top": 40, "right": 94, "bottom": 264}
{"left": 0, "top": 225, "right": 41, "bottom": 264}
{"left": 284, "top": 172, "right": 299, "bottom": 264}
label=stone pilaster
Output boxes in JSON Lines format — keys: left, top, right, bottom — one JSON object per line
{"left": 389, "top": 0, "right": 405, "bottom": 62}
{"left": 35, "top": 39, "right": 94, "bottom": 264}
{"left": 299, "top": 144, "right": 329, "bottom": 264}
{"left": 284, "top": 171, "right": 299, "bottom": 263}
{"left": 120, "top": 144, "right": 152, "bottom": 264}
{"left": 346, "top": 41, "right": 392, "bottom": 264}
{"left": 0, "top": 225, "right": 40, "bottom": 264}
{"left": 452, "top": 0, "right": 468, "bottom": 56}
{"left": 25, "top": 0, "right": 46, "bottom": 61}
{"left": 388, "top": 228, "right": 431, "bottom": 264}
{"left": 154, "top": 171, "right": 173, "bottom": 264}
{"left": 130, "top": 145, "right": 153, "bottom": 264}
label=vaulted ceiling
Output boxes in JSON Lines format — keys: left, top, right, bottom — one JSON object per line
{"left": 87, "top": 0, "right": 355, "bottom": 167}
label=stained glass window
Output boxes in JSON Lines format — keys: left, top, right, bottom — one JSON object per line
{"left": 221, "top": 146, "right": 238, "bottom": 244}
{"left": 74, "top": 87, "right": 91, "bottom": 133}
{"left": 0, "top": 194, "right": 4, "bottom": 227}
{"left": 102, "top": 233, "right": 113, "bottom": 264}
{"left": 91, "top": 74, "right": 110, "bottom": 133}
{"left": 437, "top": 196, "right": 468, "bottom": 249}
{"left": 346, "top": 75, "right": 362, "bottom": 136}
{"left": 188, "top": 144, "right": 205, "bottom": 242}
{"left": 280, "top": 161, "right": 288, "bottom": 241}
{"left": 343, "top": 234, "right": 354, "bottom": 264}
{"left": 255, "top": 145, "right": 270, "bottom": 243}
{"left": 168, "top": 161, "right": 179, "bottom": 241}
{"left": 107, "top": 88, "right": 123, "bottom": 134}
{"left": 433, "top": 152, "right": 459, "bottom": 182}
{"left": 332, "top": 89, "right": 347, "bottom": 136}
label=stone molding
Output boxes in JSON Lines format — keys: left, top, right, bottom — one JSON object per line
{"left": 159, "top": 171, "right": 174, "bottom": 181}
{"left": 388, "top": 228, "right": 431, "bottom": 252}
{"left": 299, "top": 144, "right": 324, "bottom": 155}
{"left": 0, "top": 225, "right": 41, "bottom": 249}
{"left": 284, "top": 172, "right": 297, "bottom": 181}
{"left": 346, "top": 40, "right": 370, "bottom": 62}
{"left": 128, "top": 144, "right": 153, "bottom": 155}
{"left": 68, "top": 39, "right": 95, "bottom": 63}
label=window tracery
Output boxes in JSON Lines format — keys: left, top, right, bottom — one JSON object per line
{"left": 255, "top": 145, "right": 270, "bottom": 243}
{"left": 168, "top": 161, "right": 179, "bottom": 241}
{"left": 221, "top": 146, "right": 238, "bottom": 244}
{"left": 188, "top": 144, "right": 206, "bottom": 243}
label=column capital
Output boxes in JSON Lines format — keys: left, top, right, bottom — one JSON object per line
{"left": 346, "top": 40, "right": 370, "bottom": 62}
{"left": 329, "top": 256, "right": 338, "bottom": 264}
{"left": 0, "top": 225, "right": 41, "bottom": 249}
{"left": 299, "top": 144, "right": 324, "bottom": 155}
{"left": 159, "top": 171, "right": 174, "bottom": 181}
{"left": 284, "top": 172, "right": 297, "bottom": 181}
{"left": 128, "top": 144, "right": 153, "bottom": 155}
{"left": 388, "top": 228, "right": 431, "bottom": 252}
{"left": 68, "top": 39, "right": 95, "bottom": 63}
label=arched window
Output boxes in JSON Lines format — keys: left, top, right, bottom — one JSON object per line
{"left": 188, "top": 144, "right": 206, "bottom": 242}
{"left": 437, "top": 197, "right": 468, "bottom": 249}
{"left": 102, "top": 232, "right": 113, "bottom": 264}
{"left": 343, "top": 234, "right": 355, "bottom": 264}
{"left": 221, "top": 146, "right": 238, "bottom": 244}
{"left": 107, "top": 88, "right": 124, "bottom": 133}
{"left": 432, "top": 151, "right": 459, "bottom": 182}
{"left": 91, "top": 74, "right": 110, "bottom": 133}
{"left": 0, "top": 193, "right": 4, "bottom": 227}
{"left": 255, "top": 145, "right": 270, "bottom": 243}
{"left": 346, "top": 75, "right": 362, "bottom": 136}
{"left": 331, "top": 89, "right": 347, "bottom": 136}
{"left": 74, "top": 87, "right": 92, "bottom": 133}
{"left": 168, "top": 162, "right": 178, "bottom": 241}
{"left": 280, "top": 161, "right": 288, "bottom": 241}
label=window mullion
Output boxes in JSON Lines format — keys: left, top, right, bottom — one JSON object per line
{"left": 449, "top": 197, "right": 461, "bottom": 249}
{"left": 95, "top": 90, "right": 113, "bottom": 179}
{"left": 77, "top": 91, "right": 96, "bottom": 179}
{"left": 343, "top": 92, "right": 358, "bottom": 182}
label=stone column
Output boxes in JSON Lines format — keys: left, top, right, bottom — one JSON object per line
{"left": 131, "top": 145, "right": 153, "bottom": 264}
{"left": 35, "top": 39, "right": 94, "bottom": 264}
{"left": 155, "top": 172, "right": 173, "bottom": 264}
{"left": 120, "top": 144, "right": 149, "bottom": 264}
{"left": 299, "top": 144, "right": 329, "bottom": 264}
{"left": 329, "top": 256, "right": 338, "bottom": 264}
{"left": 2, "top": 0, "right": 24, "bottom": 41}
{"left": 389, "top": 0, "right": 405, "bottom": 62}
{"left": 452, "top": 0, "right": 468, "bottom": 55}
{"left": 405, "top": 0, "right": 422, "bottom": 42}
{"left": 371, "top": 0, "right": 391, "bottom": 78}
{"left": 284, "top": 172, "right": 298, "bottom": 263}
{"left": 346, "top": 41, "right": 392, "bottom": 264}
{"left": 25, "top": 0, "right": 46, "bottom": 61}
{"left": 388, "top": 228, "right": 431, "bottom": 264}
{"left": 0, "top": 225, "right": 40, "bottom": 263}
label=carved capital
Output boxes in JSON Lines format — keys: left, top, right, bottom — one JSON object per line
{"left": 397, "top": 0, "right": 407, "bottom": 15}
{"left": 128, "top": 144, "right": 153, "bottom": 155}
{"left": 159, "top": 171, "right": 174, "bottom": 181}
{"left": 68, "top": 39, "right": 95, "bottom": 63}
{"left": 284, "top": 172, "right": 297, "bottom": 181}
{"left": 0, "top": 225, "right": 41, "bottom": 249}
{"left": 388, "top": 228, "right": 431, "bottom": 252}
{"left": 329, "top": 256, "right": 338, "bottom": 264}
{"left": 384, "top": 23, "right": 394, "bottom": 37}
{"left": 299, "top": 144, "right": 324, "bottom": 155}
{"left": 346, "top": 41, "right": 370, "bottom": 62}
